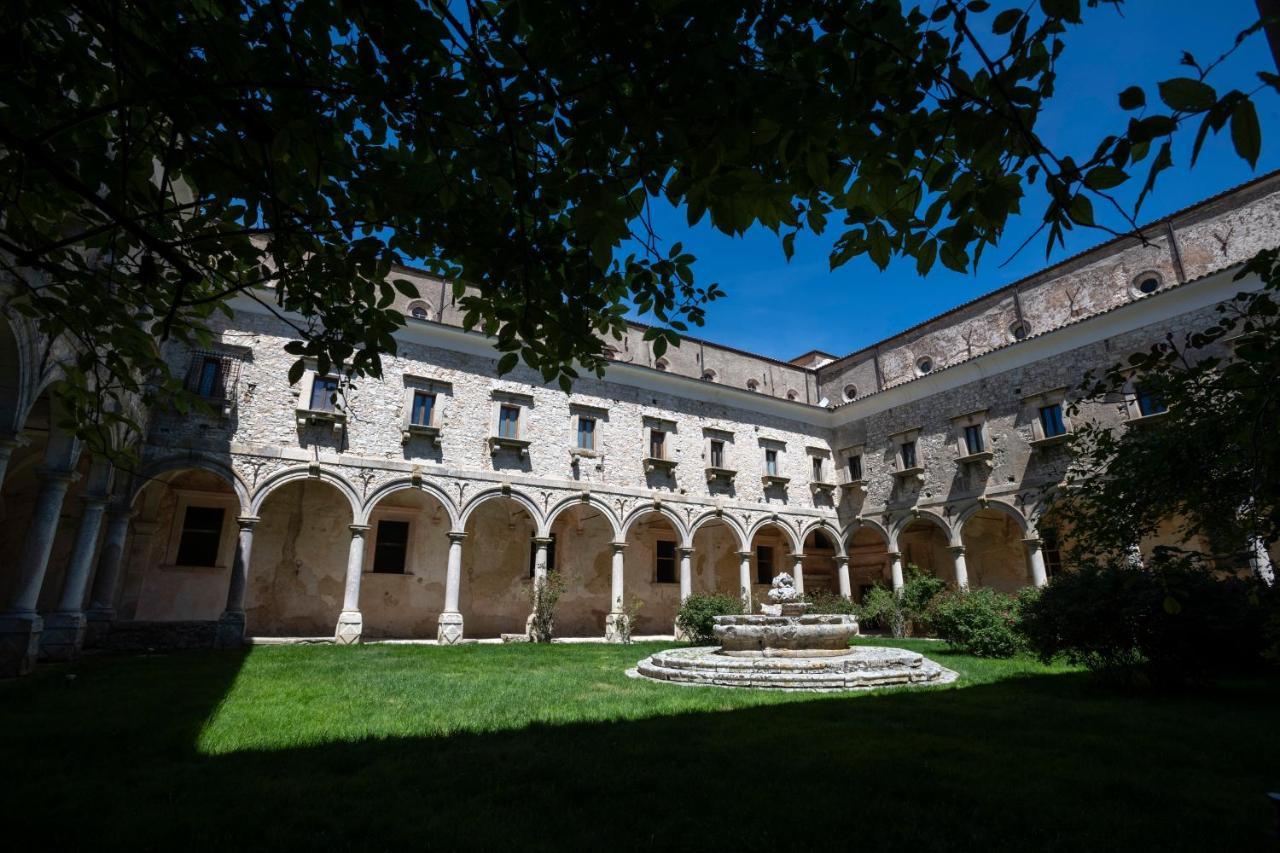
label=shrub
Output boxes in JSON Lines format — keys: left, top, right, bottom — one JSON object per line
{"left": 1018, "top": 554, "right": 1267, "bottom": 685}
{"left": 857, "top": 568, "right": 947, "bottom": 638}
{"left": 860, "top": 584, "right": 905, "bottom": 637}
{"left": 928, "top": 587, "right": 1025, "bottom": 658}
{"left": 675, "top": 593, "right": 743, "bottom": 644}
{"left": 527, "top": 570, "right": 566, "bottom": 643}
{"left": 803, "top": 589, "right": 859, "bottom": 615}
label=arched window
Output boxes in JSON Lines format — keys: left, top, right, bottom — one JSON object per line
{"left": 786, "top": 389, "right": 799, "bottom": 401}
{"left": 654, "top": 357, "right": 669, "bottom": 371}
{"left": 407, "top": 300, "right": 433, "bottom": 321}
{"left": 746, "top": 379, "right": 759, "bottom": 392}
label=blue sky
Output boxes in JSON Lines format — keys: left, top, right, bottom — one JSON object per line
{"left": 630, "top": 1, "right": 1280, "bottom": 362}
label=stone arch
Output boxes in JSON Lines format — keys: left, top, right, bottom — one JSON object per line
{"left": 620, "top": 501, "right": 689, "bottom": 546}
{"left": 843, "top": 518, "right": 893, "bottom": 600}
{"left": 360, "top": 477, "right": 459, "bottom": 529}
{"left": 955, "top": 499, "right": 1029, "bottom": 539}
{"left": 799, "top": 518, "right": 847, "bottom": 558}
{"left": 541, "top": 492, "right": 622, "bottom": 540}
{"left": 458, "top": 486, "right": 544, "bottom": 533}
{"left": 842, "top": 517, "right": 891, "bottom": 551}
{"left": 248, "top": 465, "right": 362, "bottom": 520}
{"left": 890, "top": 508, "right": 955, "bottom": 548}
{"left": 746, "top": 516, "right": 802, "bottom": 555}
{"left": 893, "top": 509, "right": 956, "bottom": 583}
{"left": 687, "top": 510, "right": 748, "bottom": 551}
{"left": 959, "top": 501, "right": 1035, "bottom": 591}
{"left": 131, "top": 454, "right": 251, "bottom": 516}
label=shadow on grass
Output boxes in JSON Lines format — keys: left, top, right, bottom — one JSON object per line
{"left": 3, "top": 646, "right": 1278, "bottom": 852}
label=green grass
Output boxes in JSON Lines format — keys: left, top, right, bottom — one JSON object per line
{"left": 2, "top": 639, "right": 1277, "bottom": 851}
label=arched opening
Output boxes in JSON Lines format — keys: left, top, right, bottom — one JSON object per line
{"left": 246, "top": 479, "right": 354, "bottom": 637}
{"left": 547, "top": 503, "right": 615, "bottom": 637}
{"left": 801, "top": 528, "right": 838, "bottom": 593}
{"left": 460, "top": 495, "right": 535, "bottom": 638}
{"left": 124, "top": 466, "right": 242, "bottom": 622}
{"left": 360, "top": 487, "right": 452, "bottom": 639}
{"left": 626, "top": 510, "right": 685, "bottom": 634}
{"left": 747, "top": 523, "right": 793, "bottom": 595}
{"left": 846, "top": 525, "right": 891, "bottom": 603}
{"left": 897, "top": 517, "right": 953, "bottom": 583}
{"left": 960, "top": 508, "right": 1030, "bottom": 591}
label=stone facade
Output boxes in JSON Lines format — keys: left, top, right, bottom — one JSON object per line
{"left": 2, "top": 174, "right": 1280, "bottom": 674}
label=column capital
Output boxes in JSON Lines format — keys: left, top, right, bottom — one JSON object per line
{"left": 787, "top": 552, "right": 804, "bottom": 561}
{"left": 447, "top": 530, "right": 468, "bottom": 543}
{"left": 948, "top": 544, "right": 967, "bottom": 555}
{"left": 349, "top": 523, "right": 372, "bottom": 535}
{"left": 834, "top": 555, "right": 849, "bottom": 565}
{"left": 677, "top": 545, "right": 694, "bottom": 557}
{"left": 737, "top": 550, "right": 754, "bottom": 559}
{"left": 887, "top": 551, "right": 902, "bottom": 560}
{"left": 236, "top": 515, "right": 261, "bottom": 530}
{"left": 79, "top": 493, "right": 111, "bottom": 509}
{"left": 610, "top": 540, "right": 627, "bottom": 553}
{"left": 532, "top": 536, "right": 554, "bottom": 547}
{"left": 1021, "top": 537, "right": 1043, "bottom": 549}
{"left": 35, "top": 466, "right": 78, "bottom": 485}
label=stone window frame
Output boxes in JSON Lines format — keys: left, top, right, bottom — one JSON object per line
{"left": 1023, "top": 386, "right": 1073, "bottom": 446}
{"left": 160, "top": 489, "right": 240, "bottom": 572}
{"left": 759, "top": 437, "right": 789, "bottom": 487}
{"left": 807, "top": 445, "right": 836, "bottom": 494}
{"left": 643, "top": 415, "right": 678, "bottom": 473}
{"left": 364, "top": 505, "right": 422, "bottom": 575}
{"left": 702, "top": 426, "right": 735, "bottom": 483}
{"left": 785, "top": 388, "right": 800, "bottom": 402}
{"left": 701, "top": 368, "right": 718, "bottom": 382}
{"left": 745, "top": 378, "right": 760, "bottom": 392}
{"left": 1116, "top": 368, "right": 1170, "bottom": 425}
{"left": 755, "top": 543, "right": 776, "bottom": 585}
{"left": 1008, "top": 320, "right": 1031, "bottom": 342}
{"left": 182, "top": 343, "right": 249, "bottom": 418}
{"left": 653, "top": 538, "right": 679, "bottom": 584}
{"left": 569, "top": 402, "right": 608, "bottom": 460}
{"left": 950, "top": 408, "right": 994, "bottom": 468}
{"left": 915, "top": 355, "right": 937, "bottom": 376}
{"left": 888, "top": 426, "right": 925, "bottom": 483}
{"left": 653, "top": 357, "right": 670, "bottom": 371}
{"left": 838, "top": 443, "right": 867, "bottom": 493}
{"left": 1129, "top": 270, "right": 1164, "bottom": 299}
{"left": 401, "top": 375, "right": 451, "bottom": 446}
{"left": 406, "top": 299, "right": 434, "bottom": 321}
{"left": 488, "top": 389, "right": 534, "bottom": 457}
{"left": 842, "top": 383, "right": 858, "bottom": 402}
{"left": 295, "top": 367, "right": 347, "bottom": 434}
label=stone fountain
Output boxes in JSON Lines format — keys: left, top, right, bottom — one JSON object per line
{"left": 631, "top": 574, "right": 957, "bottom": 691}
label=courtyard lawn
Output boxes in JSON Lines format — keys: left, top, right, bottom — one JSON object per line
{"left": 2, "top": 640, "right": 1277, "bottom": 851}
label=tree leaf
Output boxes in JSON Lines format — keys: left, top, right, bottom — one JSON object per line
{"left": 1157, "top": 77, "right": 1216, "bottom": 111}
{"left": 1118, "top": 86, "right": 1145, "bottom": 111}
{"left": 1230, "top": 98, "right": 1261, "bottom": 168}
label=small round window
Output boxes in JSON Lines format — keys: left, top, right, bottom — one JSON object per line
{"left": 654, "top": 357, "right": 669, "bottom": 371}
{"left": 1132, "top": 272, "right": 1162, "bottom": 297}
{"left": 786, "top": 389, "right": 799, "bottom": 401}
{"left": 842, "top": 384, "right": 857, "bottom": 402}
{"left": 916, "top": 356, "right": 934, "bottom": 375}
{"left": 407, "top": 300, "right": 432, "bottom": 320}
{"left": 1010, "top": 321, "right": 1029, "bottom": 341}
{"left": 702, "top": 369, "right": 717, "bottom": 382}
{"left": 746, "top": 379, "right": 759, "bottom": 392}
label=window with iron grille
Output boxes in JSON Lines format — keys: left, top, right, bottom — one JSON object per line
{"left": 184, "top": 350, "right": 241, "bottom": 403}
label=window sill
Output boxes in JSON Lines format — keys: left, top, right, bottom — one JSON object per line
{"left": 296, "top": 409, "right": 346, "bottom": 433}
{"left": 489, "top": 436, "right": 531, "bottom": 457}
{"left": 1029, "top": 433, "right": 1073, "bottom": 448}
{"left": 893, "top": 466, "right": 925, "bottom": 482}
{"left": 401, "top": 424, "right": 441, "bottom": 446}
{"left": 957, "top": 450, "right": 995, "bottom": 469}
{"left": 705, "top": 466, "right": 736, "bottom": 483}
{"left": 193, "top": 394, "right": 235, "bottom": 419}
{"left": 810, "top": 481, "right": 837, "bottom": 493}
{"left": 1128, "top": 410, "right": 1170, "bottom": 426}
{"left": 840, "top": 479, "right": 868, "bottom": 493}
{"left": 644, "top": 457, "right": 678, "bottom": 474}
{"left": 570, "top": 447, "right": 603, "bottom": 459}
{"left": 761, "top": 474, "right": 791, "bottom": 488}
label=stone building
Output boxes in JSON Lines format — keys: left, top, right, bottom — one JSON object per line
{"left": 2, "top": 173, "right": 1279, "bottom": 676}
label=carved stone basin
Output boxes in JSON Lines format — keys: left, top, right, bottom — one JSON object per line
{"left": 712, "top": 613, "right": 858, "bottom": 658}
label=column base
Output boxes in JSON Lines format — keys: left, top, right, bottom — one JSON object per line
{"left": 672, "top": 623, "right": 688, "bottom": 642}
{"left": 437, "top": 611, "right": 464, "bottom": 645}
{"left": 334, "top": 610, "right": 363, "bottom": 645}
{"left": 0, "top": 613, "right": 42, "bottom": 678}
{"left": 214, "top": 611, "right": 246, "bottom": 649}
{"left": 84, "top": 608, "right": 115, "bottom": 648}
{"left": 39, "top": 611, "right": 87, "bottom": 661}
{"left": 604, "top": 612, "right": 626, "bottom": 644}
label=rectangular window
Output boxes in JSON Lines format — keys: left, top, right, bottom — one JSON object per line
{"left": 372, "top": 520, "right": 410, "bottom": 574}
{"left": 765, "top": 448, "right": 778, "bottom": 476}
{"left": 756, "top": 545, "right": 774, "bottom": 585}
{"left": 577, "top": 417, "right": 596, "bottom": 450}
{"left": 1039, "top": 403, "right": 1067, "bottom": 438}
{"left": 900, "top": 440, "right": 917, "bottom": 469}
{"left": 411, "top": 391, "right": 436, "bottom": 427}
{"left": 310, "top": 376, "right": 339, "bottom": 412}
{"left": 498, "top": 404, "right": 520, "bottom": 438}
{"left": 1041, "top": 527, "right": 1063, "bottom": 579}
{"left": 847, "top": 454, "right": 863, "bottom": 481}
{"left": 811, "top": 456, "right": 824, "bottom": 482}
{"left": 1136, "top": 386, "right": 1167, "bottom": 417}
{"left": 963, "top": 423, "right": 984, "bottom": 455}
{"left": 709, "top": 439, "right": 724, "bottom": 468}
{"left": 655, "top": 540, "right": 677, "bottom": 583}
{"left": 528, "top": 535, "right": 557, "bottom": 578}
{"left": 175, "top": 506, "right": 225, "bottom": 567}
{"left": 650, "top": 429, "right": 666, "bottom": 460}
{"left": 195, "top": 357, "right": 223, "bottom": 398}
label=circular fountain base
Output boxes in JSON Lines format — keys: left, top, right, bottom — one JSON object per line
{"left": 630, "top": 645, "right": 958, "bottom": 691}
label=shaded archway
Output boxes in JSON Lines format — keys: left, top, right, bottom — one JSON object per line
{"left": 896, "top": 514, "right": 955, "bottom": 584}
{"left": 960, "top": 505, "right": 1031, "bottom": 591}
{"left": 359, "top": 486, "right": 453, "bottom": 639}
{"left": 246, "top": 479, "right": 354, "bottom": 637}
{"left": 547, "top": 502, "right": 615, "bottom": 637}
{"left": 625, "top": 509, "right": 686, "bottom": 634}
{"left": 459, "top": 493, "right": 536, "bottom": 638}
{"left": 747, "top": 521, "right": 795, "bottom": 596}
{"left": 845, "top": 524, "right": 891, "bottom": 603}
{"left": 801, "top": 528, "right": 838, "bottom": 594}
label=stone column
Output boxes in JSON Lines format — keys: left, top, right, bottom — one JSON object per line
{"left": 949, "top": 545, "right": 970, "bottom": 590}
{"left": 1248, "top": 536, "right": 1275, "bottom": 585}
{"left": 836, "top": 556, "right": 852, "bottom": 599}
{"left": 1024, "top": 537, "right": 1048, "bottom": 587}
{"left": 791, "top": 553, "right": 805, "bottom": 595}
{"left": 526, "top": 536, "right": 553, "bottom": 638}
{"left": 214, "top": 516, "right": 259, "bottom": 648}
{"left": 738, "top": 550, "right": 753, "bottom": 611}
{"left": 335, "top": 524, "right": 370, "bottom": 645}
{"left": 437, "top": 531, "right": 466, "bottom": 644}
{"left": 0, "top": 466, "right": 76, "bottom": 677}
{"left": 604, "top": 541, "right": 626, "bottom": 642}
{"left": 888, "top": 551, "right": 905, "bottom": 594}
{"left": 678, "top": 546, "right": 693, "bottom": 601}
{"left": 41, "top": 488, "right": 112, "bottom": 661}
{"left": 85, "top": 506, "right": 134, "bottom": 645}
{"left": 0, "top": 433, "right": 23, "bottom": 490}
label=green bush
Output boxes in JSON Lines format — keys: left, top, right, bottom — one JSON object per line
{"left": 857, "top": 568, "right": 947, "bottom": 638}
{"left": 803, "top": 589, "right": 859, "bottom": 615}
{"left": 675, "top": 593, "right": 743, "bottom": 644}
{"left": 859, "top": 585, "right": 905, "bottom": 637}
{"left": 928, "top": 587, "right": 1026, "bottom": 658}
{"left": 1018, "top": 554, "right": 1267, "bottom": 685}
